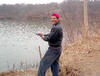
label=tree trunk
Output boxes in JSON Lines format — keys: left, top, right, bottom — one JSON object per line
{"left": 83, "top": 0, "right": 89, "bottom": 38}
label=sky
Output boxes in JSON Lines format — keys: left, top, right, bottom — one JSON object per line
{"left": 0, "top": 0, "right": 64, "bottom": 5}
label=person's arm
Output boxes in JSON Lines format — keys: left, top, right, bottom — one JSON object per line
{"left": 43, "top": 27, "right": 59, "bottom": 42}
{"left": 43, "top": 34, "right": 49, "bottom": 41}
{"left": 36, "top": 33, "right": 49, "bottom": 41}
{"left": 37, "top": 27, "right": 59, "bottom": 42}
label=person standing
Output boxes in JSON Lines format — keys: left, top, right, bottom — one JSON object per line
{"left": 37, "top": 13, "right": 63, "bottom": 76}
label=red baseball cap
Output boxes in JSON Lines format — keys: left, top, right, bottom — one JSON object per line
{"left": 51, "top": 13, "right": 60, "bottom": 19}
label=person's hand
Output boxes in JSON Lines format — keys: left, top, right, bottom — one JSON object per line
{"left": 36, "top": 33, "right": 44, "bottom": 39}
{"left": 36, "top": 33, "right": 43, "bottom": 37}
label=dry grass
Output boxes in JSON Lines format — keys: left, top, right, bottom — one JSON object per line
{"left": 59, "top": 33, "right": 100, "bottom": 76}
{"left": 0, "top": 69, "right": 37, "bottom": 76}
{"left": 0, "top": 69, "right": 52, "bottom": 76}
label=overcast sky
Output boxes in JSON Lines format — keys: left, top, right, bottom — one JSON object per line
{"left": 0, "top": 0, "right": 64, "bottom": 5}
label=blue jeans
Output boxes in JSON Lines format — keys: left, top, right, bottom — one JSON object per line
{"left": 38, "top": 47, "right": 62, "bottom": 76}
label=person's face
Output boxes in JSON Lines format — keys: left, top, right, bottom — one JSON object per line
{"left": 51, "top": 16, "right": 59, "bottom": 25}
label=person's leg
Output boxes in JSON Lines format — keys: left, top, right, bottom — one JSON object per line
{"left": 38, "top": 47, "right": 61, "bottom": 76}
{"left": 51, "top": 54, "right": 60, "bottom": 76}
{"left": 38, "top": 59, "right": 48, "bottom": 76}
{"left": 38, "top": 49, "right": 51, "bottom": 76}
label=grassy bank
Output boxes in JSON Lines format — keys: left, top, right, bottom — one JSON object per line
{"left": 59, "top": 34, "right": 100, "bottom": 76}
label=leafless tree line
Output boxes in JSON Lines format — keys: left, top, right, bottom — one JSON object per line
{"left": 0, "top": 0, "right": 100, "bottom": 44}
{"left": 0, "top": 1, "right": 100, "bottom": 22}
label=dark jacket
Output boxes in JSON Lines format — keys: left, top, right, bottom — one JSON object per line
{"left": 43, "top": 22, "right": 63, "bottom": 47}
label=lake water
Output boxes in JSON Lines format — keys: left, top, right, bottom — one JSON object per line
{"left": 0, "top": 20, "right": 51, "bottom": 72}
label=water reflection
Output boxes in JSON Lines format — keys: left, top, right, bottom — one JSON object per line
{"left": 0, "top": 20, "right": 51, "bottom": 72}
